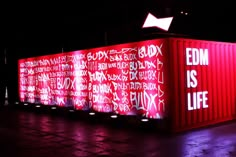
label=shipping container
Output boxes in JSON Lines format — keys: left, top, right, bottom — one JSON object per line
{"left": 168, "top": 38, "right": 236, "bottom": 132}
{"left": 18, "top": 37, "right": 236, "bottom": 132}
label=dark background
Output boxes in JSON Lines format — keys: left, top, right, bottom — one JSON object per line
{"left": 0, "top": 0, "right": 235, "bottom": 102}
{"left": 1, "top": 1, "right": 236, "bottom": 56}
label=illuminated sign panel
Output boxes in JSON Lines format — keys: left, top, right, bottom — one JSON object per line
{"left": 18, "top": 39, "right": 168, "bottom": 119}
{"left": 186, "top": 48, "right": 209, "bottom": 110}
{"left": 18, "top": 38, "right": 236, "bottom": 132}
{"left": 168, "top": 38, "right": 236, "bottom": 132}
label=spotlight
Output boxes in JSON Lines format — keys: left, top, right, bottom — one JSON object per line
{"left": 141, "top": 118, "right": 149, "bottom": 122}
{"left": 35, "top": 105, "right": 41, "bottom": 108}
{"left": 110, "top": 114, "right": 118, "bottom": 119}
{"left": 180, "top": 11, "right": 189, "bottom": 16}
{"left": 24, "top": 103, "right": 28, "bottom": 106}
{"left": 15, "top": 102, "right": 19, "bottom": 104}
{"left": 51, "top": 107, "right": 57, "bottom": 110}
{"left": 69, "top": 109, "right": 75, "bottom": 112}
{"left": 89, "top": 112, "right": 96, "bottom": 116}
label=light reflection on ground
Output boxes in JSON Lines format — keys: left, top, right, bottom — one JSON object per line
{"left": 0, "top": 107, "right": 236, "bottom": 157}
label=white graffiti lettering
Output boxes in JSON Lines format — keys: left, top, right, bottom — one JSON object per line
{"left": 143, "top": 83, "right": 157, "bottom": 90}
{"left": 88, "top": 71, "right": 107, "bottom": 83}
{"left": 158, "top": 99, "right": 165, "bottom": 111}
{"left": 157, "top": 59, "right": 164, "bottom": 70}
{"left": 109, "top": 54, "right": 123, "bottom": 62}
{"left": 158, "top": 72, "right": 164, "bottom": 84}
{"left": 158, "top": 85, "right": 164, "bottom": 98}
{"left": 93, "top": 83, "right": 112, "bottom": 94}
{"left": 50, "top": 57, "right": 61, "bottom": 65}
{"left": 117, "top": 62, "right": 129, "bottom": 69}
{"left": 130, "top": 91, "right": 158, "bottom": 111}
{"left": 20, "top": 78, "right": 28, "bottom": 85}
{"left": 87, "top": 51, "right": 109, "bottom": 61}
{"left": 138, "top": 70, "right": 157, "bottom": 80}
{"left": 130, "top": 71, "right": 138, "bottom": 80}
{"left": 130, "top": 82, "right": 142, "bottom": 90}
{"left": 61, "top": 64, "right": 71, "bottom": 71}
{"left": 122, "top": 47, "right": 137, "bottom": 53}
{"left": 38, "top": 73, "right": 50, "bottom": 82}
{"left": 93, "top": 95, "right": 111, "bottom": 103}
{"left": 124, "top": 53, "right": 137, "bottom": 61}
{"left": 28, "top": 68, "right": 34, "bottom": 75}
{"left": 107, "top": 74, "right": 122, "bottom": 81}
{"left": 108, "top": 62, "right": 117, "bottom": 68}
{"left": 112, "top": 82, "right": 129, "bottom": 90}
{"left": 98, "top": 63, "right": 108, "bottom": 70}
{"left": 57, "top": 77, "right": 88, "bottom": 90}
{"left": 74, "top": 61, "right": 87, "bottom": 70}
{"left": 138, "top": 61, "right": 156, "bottom": 69}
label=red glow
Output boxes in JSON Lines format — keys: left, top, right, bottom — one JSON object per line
{"left": 18, "top": 39, "right": 168, "bottom": 119}
{"left": 19, "top": 37, "right": 236, "bottom": 132}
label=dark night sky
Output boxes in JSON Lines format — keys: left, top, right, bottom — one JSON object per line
{"left": 1, "top": 0, "right": 236, "bottom": 58}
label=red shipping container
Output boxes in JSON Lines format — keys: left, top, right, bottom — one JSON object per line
{"left": 168, "top": 38, "right": 236, "bottom": 132}
{"left": 18, "top": 37, "right": 236, "bottom": 132}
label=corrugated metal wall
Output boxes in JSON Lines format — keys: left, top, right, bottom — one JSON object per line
{"left": 17, "top": 37, "right": 236, "bottom": 132}
{"left": 169, "top": 38, "right": 236, "bottom": 132}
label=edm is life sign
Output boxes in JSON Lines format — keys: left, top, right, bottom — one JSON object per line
{"left": 186, "top": 48, "right": 209, "bottom": 111}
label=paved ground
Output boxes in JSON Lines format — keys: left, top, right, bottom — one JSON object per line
{"left": 1, "top": 105, "right": 236, "bottom": 157}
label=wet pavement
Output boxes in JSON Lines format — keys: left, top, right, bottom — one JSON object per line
{"left": 1, "top": 105, "right": 236, "bottom": 157}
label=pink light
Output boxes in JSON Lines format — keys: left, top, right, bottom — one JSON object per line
{"left": 142, "top": 13, "right": 173, "bottom": 31}
{"left": 18, "top": 39, "right": 167, "bottom": 119}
